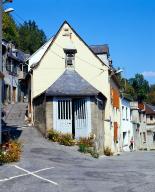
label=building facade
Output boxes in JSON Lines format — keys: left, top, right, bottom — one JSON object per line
{"left": 2, "top": 39, "right": 28, "bottom": 105}
{"left": 27, "top": 21, "right": 121, "bottom": 154}
{"left": 145, "top": 104, "right": 155, "bottom": 150}
{"left": 121, "top": 97, "right": 133, "bottom": 151}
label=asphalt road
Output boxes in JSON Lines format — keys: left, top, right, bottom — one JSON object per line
{"left": 0, "top": 126, "right": 155, "bottom": 192}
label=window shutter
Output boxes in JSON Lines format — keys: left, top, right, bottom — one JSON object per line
{"left": 114, "top": 122, "right": 118, "bottom": 142}
{"left": 112, "top": 88, "right": 120, "bottom": 109}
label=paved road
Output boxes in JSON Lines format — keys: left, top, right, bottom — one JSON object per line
{"left": 0, "top": 126, "right": 155, "bottom": 192}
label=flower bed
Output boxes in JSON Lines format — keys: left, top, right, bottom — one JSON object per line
{"left": 47, "top": 130, "right": 75, "bottom": 146}
{"left": 0, "top": 141, "right": 22, "bottom": 165}
{"left": 48, "top": 130, "right": 99, "bottom": 158}
{"left": 77, "top": 136, "right": 99, "bottom": 158}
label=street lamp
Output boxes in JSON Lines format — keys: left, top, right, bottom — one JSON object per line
{"left": 4, "top": 7, "right": 14, "bottom": 13}
{"left": 0, "top": 0, "right": 13, "bottom": 145}
{"left": 110, "top": 69, "right": 123, "bottom": 77}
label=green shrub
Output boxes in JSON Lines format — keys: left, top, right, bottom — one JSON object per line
{"left": 47, "top": 129, "right": 60, "bottom": 142}
{"left": 90, "top": 150, "right": 99, "bottom": 159}
{"left": 78, "top": 144, "right": 88, "bottom": 153}
{"left": 59, "top": 133, "right": 75, "bottom": 146}
{"left": 77, "top": 136, "right": 99, "bottom": 158}
{"left": 0, "top": 141, "right": 22, "bottom": 164}
{"left": 78, "top": 136, "right": 94, "bottom": 148}
{"left": 48, "top": 130, "right": 75, "bottom": 146}
{"left": 104, "top": 147, "right": 113, "bottom": 156}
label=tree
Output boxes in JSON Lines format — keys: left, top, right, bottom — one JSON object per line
{"left": 2, "top": 13, "right": 19, "bottom": 46}
{"left": 18, "top": 20, "right": 47, "bottom": 54}
{"left": 147, "top": 84, "right": 155, "bottom": 105}
{"left": 128, "top": 74, "right": 150, "bottom": 102}
{"left": 116, "top": 72, "right": 135, "bottom": 100}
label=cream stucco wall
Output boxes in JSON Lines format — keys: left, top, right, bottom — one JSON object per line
{"left": 32, "top": 23, "right": 109, "bottom": 98}
{"left": 31, "top": 22, "right": 113, "bottom": 149}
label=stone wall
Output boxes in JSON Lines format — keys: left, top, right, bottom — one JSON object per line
{"left": 91, "top": 97, "right": 105, "bottom": 154}
{"left": 33, "top": 93, "right": 46, "bottom": 136}
{"left": 46, "top": 97, "right": 53, "bottom": 134}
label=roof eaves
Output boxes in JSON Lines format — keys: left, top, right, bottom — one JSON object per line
{"left": 29, "top": 23, "right": 67, "bottom": 70}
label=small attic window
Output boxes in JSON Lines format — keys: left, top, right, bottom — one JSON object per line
{"left": 64, "top": 49, "right": 77, "bottom": 68}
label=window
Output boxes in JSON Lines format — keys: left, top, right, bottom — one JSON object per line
{"left": 130, "top": 110, "right": 132, "bottom": 121}
{"left": 66, "top": 53, "right": 75, "bottom": 66}
{"left": 114, "top": 122, "right": 118, "bottom": 142}
{"left": 153, "top": 132, "right": 155, "bottom": 142}
{"left": 6, "top": 58, "right": 18, "bottom": 74}
{"left": 12, "top": 61, "right": 17, "bottom": 74}
{"left": 150, "top": 116, "right": 153, "bottom": 121}
{"left": 126, "top": 107, "right": 128, "bottom": 120}
{"left": 122, "top": 106, "right": 125, "bottom": 120}
{"left": 112, "top": 88, "right": 120, "bottom": 109}
{"left": 143, "top": 132, "right": 146, "bottom": 143}
{"left": 64, "top": 49, "right": 77, "bottom": 68}
{"left": 58, "top": 100, "right": 71, "bottom": 120}
{"left": 139, "top": 113, "right": 141, "bottom": 122}
{"left": 6, "top": 58, "right": 11, "bottom": 72}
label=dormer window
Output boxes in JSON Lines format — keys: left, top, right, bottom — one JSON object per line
{"left": 64, "top": 49, "right": 77, "bottom": 68}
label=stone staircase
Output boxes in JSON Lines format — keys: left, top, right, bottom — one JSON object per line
{"left": 4, "top": 102, "right": 28, "bottom": 127}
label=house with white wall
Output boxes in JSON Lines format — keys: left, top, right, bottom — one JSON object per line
{"left": 121, "top": 97, "right": 133, "bottom": 151}
{"left": 27, "top": 21, "right": 121, "bottom": 154}
{"left": 130, "top": 101, "right": 140, "bottom": 151}
{"left": 138, "top": 103, "right": 147, "bottom": 150}
{"left": 145, "top": 104, "right": 155, "bottom": 150}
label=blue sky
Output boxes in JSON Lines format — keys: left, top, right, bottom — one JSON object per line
{"left": 5, "top": 0, "right": 155, "bottom": 84}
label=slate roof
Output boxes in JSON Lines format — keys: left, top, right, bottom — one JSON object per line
{"left": 145, "top": 104, "right": 155, "bottom": 115}
{"left": 46, "top": 69, "right": 101, "bottom": 96}
{"left": 8, "top": 50, "right": 28, "bottom": 62}
{"left": 89, "top": 44, "right": 109, "bottom": 55}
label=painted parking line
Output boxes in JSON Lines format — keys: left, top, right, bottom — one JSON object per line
{"left": 0, "top": 173, "right": 29, "bottom": 182}
{"left": 0, "top": 165, "right": 58, "bottom": 186}
{"left": 15, "top": 165, "right": 58, "bottom": 185}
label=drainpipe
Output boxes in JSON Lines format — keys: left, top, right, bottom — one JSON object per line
{"left": 0, "top": 0, "right": 2, "bottom": 144}
{"left": 30, "top": 70, "right": 34, "bottom": 126}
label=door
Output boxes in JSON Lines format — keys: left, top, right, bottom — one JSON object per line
{"left": 73, "top": 98, "right": 91, "bottom": 138}
{"left": 12, "top": 87, "right": 16, "bottom": 103}
{"left": 53, "top": 98, "right": 72, "bottom": 134}
{"left": 53, "top": 97, "right": 91, "bottom": 138}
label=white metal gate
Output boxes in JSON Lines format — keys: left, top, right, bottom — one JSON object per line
{"left": 74, "top": 98, "right": 91, "bottom": 138}
{"left": 53, "top": 97, "right": 91, "bottom": 138}
{"left": 53, "top": 98, "right": 72, "bottom": 133}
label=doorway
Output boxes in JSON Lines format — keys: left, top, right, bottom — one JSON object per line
{"left": 53, "top": 97, "right": 91, "bottom": 138}
{"left": 12, "top": 87, "right": 16, "bottom": 103}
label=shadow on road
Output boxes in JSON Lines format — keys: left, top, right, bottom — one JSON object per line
{"left": 2, "top": 125, "right": 22, "bottom": 143}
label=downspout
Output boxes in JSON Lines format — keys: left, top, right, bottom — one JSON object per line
{"left": 29, "top": 70, "right": 34, "bottom": 126}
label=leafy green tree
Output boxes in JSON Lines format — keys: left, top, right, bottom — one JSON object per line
{"left": 116, "top": 72, "right": 135, "bottom": 100}
{"left": 128, "top": 74, "right": 150, "bottom": 102}
{"left": 2, "top": 13, "right": 19, "bottom": 46}
{"left": 18, "top": 20, "right": 47, "bottom": 54}
{"left": 147, "top": 84, "right": 155, "bottom": 105}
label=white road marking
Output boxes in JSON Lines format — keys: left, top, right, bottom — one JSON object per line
{"left": 0, "top": 173, "right": 29, "bottom": 182}
{"left": 0, "top": 165, "right": 58, "bottom": 186}
{"left": 15, "top": 165, "right": 58, "bottom": 185}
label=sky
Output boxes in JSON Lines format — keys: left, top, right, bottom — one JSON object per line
{"left": 5, "top": 0, "right": 155, "bottom": 84}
